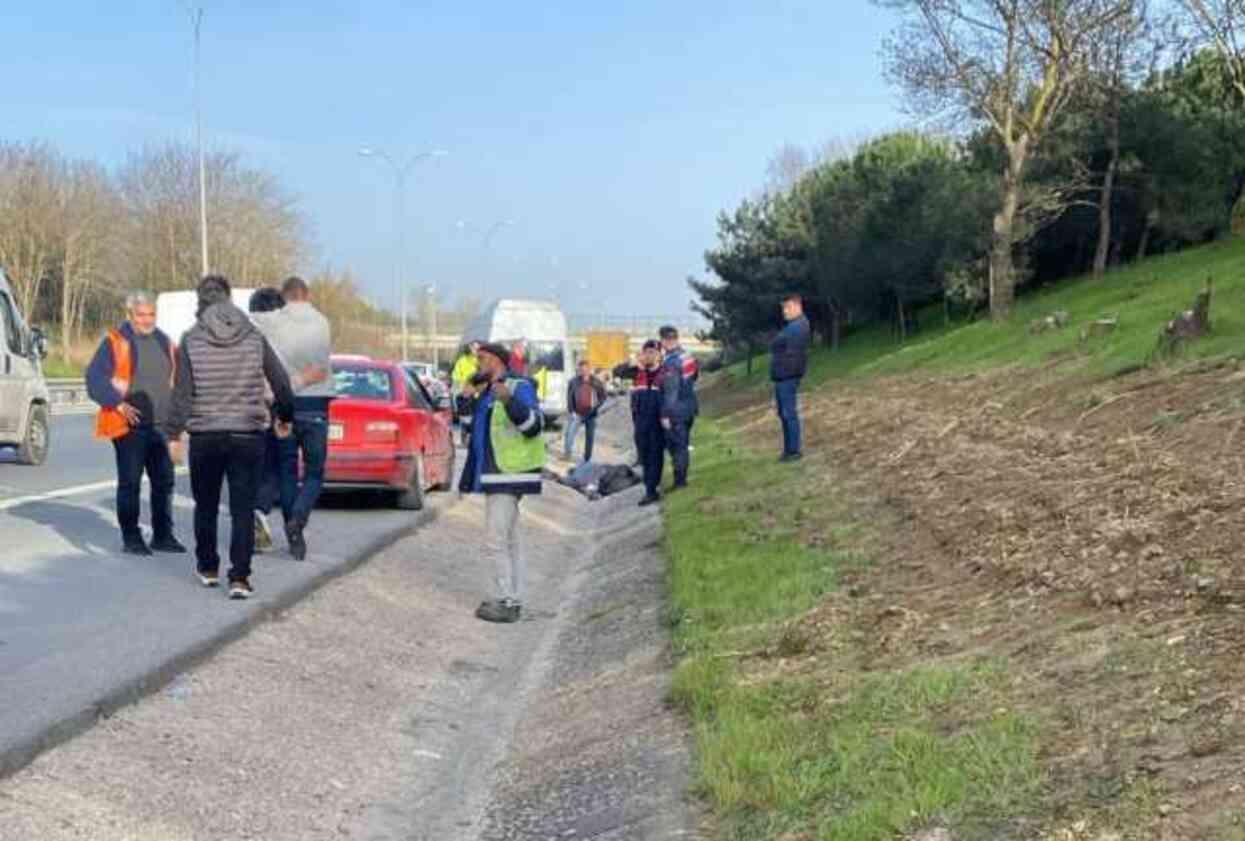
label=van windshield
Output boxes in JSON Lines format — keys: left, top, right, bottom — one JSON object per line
{"left": 525, "top": 341, "right": 564, "bottom": 373}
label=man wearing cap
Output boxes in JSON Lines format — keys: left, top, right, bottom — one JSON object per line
{"left": 460, "top": 342, "right": 546, "bottom": 623}
{"left": 658, "top": 325, "right": 699, "bottom": 490}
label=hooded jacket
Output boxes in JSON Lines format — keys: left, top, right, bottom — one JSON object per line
{"left": 164, "top": 301, "right": 294, "bottom": 437}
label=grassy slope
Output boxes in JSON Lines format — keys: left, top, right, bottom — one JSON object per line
{"left": 666, "top": 239, "right": 1245, "bottom": 839}
{"left": 718, "top": 238, "right": 1245, "bottom": 394}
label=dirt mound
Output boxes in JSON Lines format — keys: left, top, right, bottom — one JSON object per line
{"left": 717, "top": 359, "right": 1245, "bottom": 838}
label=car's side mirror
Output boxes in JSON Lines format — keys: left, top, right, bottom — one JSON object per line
{"left": 30, "top": 327, "right": 49, "bottom": 360}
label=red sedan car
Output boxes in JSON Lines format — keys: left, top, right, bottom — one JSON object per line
{"left": 325, "top": 355, "right": 456, "bottom": 510}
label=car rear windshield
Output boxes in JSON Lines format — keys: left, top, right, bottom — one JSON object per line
{"left": 332, "top": 366, "right": 394, "bottom": 401}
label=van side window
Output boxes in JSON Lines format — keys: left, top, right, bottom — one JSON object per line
{"left": 0, "top": 292, "right": 23, "bottom": 356}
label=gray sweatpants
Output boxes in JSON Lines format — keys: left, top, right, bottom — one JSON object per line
{"left": 484, "top": 493, "right": 525, "bottom": 603}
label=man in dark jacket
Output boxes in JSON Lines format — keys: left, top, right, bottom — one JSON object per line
{"left": 659, "top": 326, "right": 698, "bottom": 490}
{"left": 164, "top": 275, "right": 295, "bottom": 600}
{"left": 613, "top": 339, "right": 666, "bottom": 506}
{"left": 86, "top": 291, "right": 185, "bottom": 556}
{"left": 460, "top": 342, "right": 546, "bottom": 624}
{"left": 563, "top": 359, "right": 608, "bottom": 463}
{"left": 770, "top": 293, "right": 811, "bottom": 462}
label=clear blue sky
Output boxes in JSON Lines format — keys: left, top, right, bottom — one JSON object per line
{"left": 0, "top": 1, "right": 906, "bottom": 319}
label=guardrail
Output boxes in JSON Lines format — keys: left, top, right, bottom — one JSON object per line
{"left": 46, "top": 379, "right": 93, "bottom": 412}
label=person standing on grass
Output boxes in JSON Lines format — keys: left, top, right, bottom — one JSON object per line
{"left": 563, "top": 358, "right": 608, "bottom": 463}
{"left": 164, "top": 275, "right": 295, "bottom": 600}
{"left": 87, "top": 291, "right": 186, "bottom": 557}
{"left": 658, "top": 325, "right": 699, "bottom": 491}
{"left": 460, "top": 342, "right": 546, "bottom": 624}
{"left": 770, "top": 293, "right": 811, "bottom": 462}
{"left": 613, "top": 339, "right": 667, "bottom": 506}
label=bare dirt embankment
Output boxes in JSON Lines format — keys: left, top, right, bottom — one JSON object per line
{"left": 710, "top": 357, "right": 1245, "bottom": 839}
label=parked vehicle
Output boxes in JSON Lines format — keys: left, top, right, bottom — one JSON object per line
{"left": 0, "top": 268, "right": 51, "bottom": 465}
{"left": 155, "top": 288, "right": 257, "bottom": 345}
{"left": 401, "top": 362, "right": 451, "bottom": 409}
{"left": 325, "top": 355, "right": 455, "bottom": 510}
{"left": 462, "top": 298, "right": 570, "bottom": 422}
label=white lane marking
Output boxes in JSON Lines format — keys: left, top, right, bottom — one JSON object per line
{"left": 0, "top": 469, "right": 189, "bottom": 513}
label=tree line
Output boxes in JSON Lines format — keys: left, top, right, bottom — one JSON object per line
{"left": 0, "top": 139, "right": 488, "bottom": 365}
{"left": 692, "top": 1, "right": 1245, "bottom": 354}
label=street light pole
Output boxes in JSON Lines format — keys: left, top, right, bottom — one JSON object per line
{"left": 191, "top": 5, "right": 209, "bottom": 276}
{"left": 359, "top": 146, "right": 447, "bottom": 362}
{"left": 425, "top": 284, "right": 439, "bottom": 370}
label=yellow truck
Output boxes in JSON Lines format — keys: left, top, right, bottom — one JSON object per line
{"left": 584, "top": 331, "right": 629, "bottom": 373}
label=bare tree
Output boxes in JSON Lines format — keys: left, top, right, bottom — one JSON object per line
{"left": 1178, "top": 0, "right": 1245, "bottom": 98}
{"left": 880, "top": 0, "right": 1135, "bottom": 319}
{"left": 0, "top": 142, "right": 62, "bottom": 319}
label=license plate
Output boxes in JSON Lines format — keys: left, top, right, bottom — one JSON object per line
{"left": 328, "top": 423, "right": 344, "bottom": 441}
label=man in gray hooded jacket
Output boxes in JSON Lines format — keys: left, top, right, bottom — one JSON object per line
{"left": 165, "top": 275, "right": 295, "bottom": 599}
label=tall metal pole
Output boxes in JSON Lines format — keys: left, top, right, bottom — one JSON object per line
{"left": 192, "top": 7, "right": 209, "bottom": 276}
{"left": 394, "top": 168, "right": 408, "bottom": 361}
{"left": 428, "top": 286, "right": 439, "bottom": 370}
{"left": 359, "top": 147, "right": 446, "bottom": 363}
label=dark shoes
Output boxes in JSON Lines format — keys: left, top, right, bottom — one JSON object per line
{"left": 150, "top": 536, "right": 187, "bottom": 554}
{"left": 121, "top": 540, "right": 153, "bottom": 557}
{"left": 286, "top": 519, "right": 307, "bottom": 561}
{"left": 475, "top": 600, "right": 521, "bottom": 624}
{"left": 229, "top": 578, "right": 254, "bottom": 600}
{"left": 638, "top": 493, "right": 662, "bottom": 507}
{"left": 779, "top": 453, "right": 803, "bottom": 463}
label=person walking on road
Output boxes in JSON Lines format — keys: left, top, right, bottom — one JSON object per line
{"left": 771, "top": 293, "right": 811, "bottom": 462}
{"left": 460, "top": 342, "right": 546, "bottom": 624}
{"left": 164, "top": 275, "right": 295, "bottom": 599}
{"left": 247, "top": 286, "right": 328, "bottom": 553}
{"left": 658, "top": 326, "right": 699, "bottom": 491}
{"left": 613, "top": 339, "right": 667, "bottom": 506}
{"left": 563, "top": 358, "right": 607, "bottom": 463}
{"left": 265, "top": 276, "right": 334, "bottom": 561}
{"left": 87, "top": 291, "right": 187, "bottom": 556}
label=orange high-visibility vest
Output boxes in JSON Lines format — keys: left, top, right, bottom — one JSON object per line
{"left": 93, "top": 329, "right": 175, "bottom": 440}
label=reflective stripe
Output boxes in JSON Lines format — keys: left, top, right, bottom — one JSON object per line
{"left": 481, "top": 473, "right": 541, "bottom": 485}
{"left": 515, "top": 413, "right": 538, "bottom": 433}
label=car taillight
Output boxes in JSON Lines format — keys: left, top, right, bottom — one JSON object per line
{"left": 365, "top": 420, "right": 400, "bottom": 442}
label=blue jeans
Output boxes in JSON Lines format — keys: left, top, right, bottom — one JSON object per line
{"left": 278, "top": 410, "right": 328, "bottom": 526}
{"left": 775, "top": 379, "right": 802, "bottom": 456}
{"left": 564, "top": 413, "right": 597, "bottom": 463}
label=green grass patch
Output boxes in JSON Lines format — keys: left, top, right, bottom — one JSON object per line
{"left": 40, "top": 357, "right": 83, "bottom": 379}
{"left": 666, "top": 421, "right": 1039, "bottom": 839}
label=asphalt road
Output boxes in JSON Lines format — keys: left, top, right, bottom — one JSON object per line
{"left": 0, "top": 412, "right": 448, "bottom": 777}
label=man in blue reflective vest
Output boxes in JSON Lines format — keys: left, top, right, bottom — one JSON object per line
{"left": 460, "top": 342, "right": 546, "bottom": 623}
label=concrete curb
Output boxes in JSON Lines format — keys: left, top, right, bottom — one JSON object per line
{"left": 0, "top": 504, "right": 444, "bottom": 781}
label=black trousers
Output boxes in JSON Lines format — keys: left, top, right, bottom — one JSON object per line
{"left": 189, "top": 431, "right": 263, "bottom": 581}
{"left": 635, "top": 421, "right": 665, "bottom": 496}
{"left": 112, "top": 427, "right": 176, "bottom": 544}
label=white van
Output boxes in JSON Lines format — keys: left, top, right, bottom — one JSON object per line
{"left": 462, "top": 299, "right": 571, "bottom": 422}
{"left": 155, "top": 288, "right": 257, "bottom": 345}
{"left": 0, "top": 268, "right": 51, "bottom": 464}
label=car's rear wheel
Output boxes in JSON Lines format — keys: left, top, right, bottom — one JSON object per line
{"left": 17, "top": 405, "right": 49, "bottom": 466}
{"left": 433, "top": 430, "right": 455, "bottom": 491}
{"left": 395, "top": 454, "right": 425, "bottom": 510}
